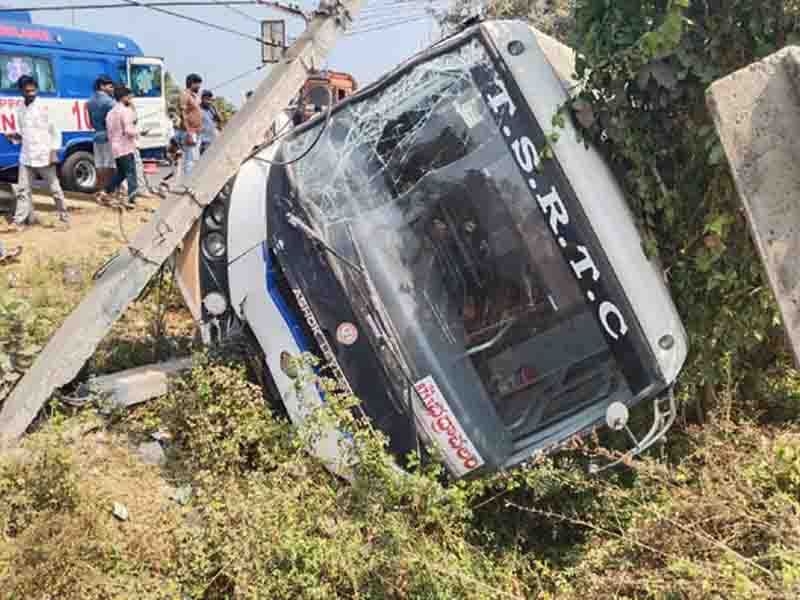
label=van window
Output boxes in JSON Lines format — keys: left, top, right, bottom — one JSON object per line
{"left": 59, "top": 56, "right": 109, "bottom": 97}
{"left": 0, "top": 55, "right": 54, "bottom": 92}
{"left": 129, "top": 63, "right": 162, "bottom": 98}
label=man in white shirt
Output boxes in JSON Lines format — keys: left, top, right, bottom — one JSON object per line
{"left": 5, "top": 75, "right": 67, "bottom": 229}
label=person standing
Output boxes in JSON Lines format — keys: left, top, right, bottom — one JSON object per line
{"left": 5, "top": 75, "right": 67, "bottom": 230}
{"left": 178, "top": 73, "right": 203, "bottom": 177}
{"left": 104, "top": 86, "right": 139, "bottom": 207}
{"left": 87, "top": 74, "right": 115, "bottom": 203}
{"left": 199, "top": 90, "right": 220, "bottom": 155}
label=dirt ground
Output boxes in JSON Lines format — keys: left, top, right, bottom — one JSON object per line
{"left": 1, "top": 191, "right": 161, "bottom": 264}
{"left": 0, "top": 190, "right": 195, "bottom": 379}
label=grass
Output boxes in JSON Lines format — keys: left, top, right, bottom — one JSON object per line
{"left": 2, "top": 348, "right": 800, "bottom": 599}
{"left": 2, "top": 207, "right": 800, "bottom": 599}
{"left": 1, "top": 243, "right": 195, "bottom": 384}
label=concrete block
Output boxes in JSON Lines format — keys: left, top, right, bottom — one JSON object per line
{"left": 707, "top": 46, "right": 800, "bottom": 367}
{"left": 88, "top": 358, "right": 192, "bottom": 409}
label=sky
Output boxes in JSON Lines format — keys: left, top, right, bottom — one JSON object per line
{"left": 5, "top": 0, "right": 449, "bottom": 105}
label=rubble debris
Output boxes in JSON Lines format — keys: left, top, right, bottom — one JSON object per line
{"left": 0, "top": 241, "right": 22, "bottom": 264}
{"left": 150, "top": 430, "right": 172, "bottom": 443}
{"left": 707, "top": 46, "right": 800, "bottom": 368}
{"left": 87, "top": 358, "right": 192, "bottom": 410}
{"left": 62, "top": 264, "right": 83, "bottom": 286}
{"left": 135, "top": 441, "right": 166, "bottom": 466}
{"left": 112, "top": 502, "right": 129, "bottom": 521}
{"left": 171, "top": 484, "right": 192, "bottom": 506}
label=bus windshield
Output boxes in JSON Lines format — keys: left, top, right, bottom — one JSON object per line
{"left": 282, "top": 36, "right": 632, "bottom": 442}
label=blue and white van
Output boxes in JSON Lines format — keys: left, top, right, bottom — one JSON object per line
{"left": 0, "top": 10, "right": 170, "bottom": 192}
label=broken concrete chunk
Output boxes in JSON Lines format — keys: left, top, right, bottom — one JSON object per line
{"left": 172, "top": 485, "right": 192, "bottom": 506}
{"left": 135, "top": 441, "right": 166, "bottom": 466}
{"left": 88, "top": 358, "right": 193, "bottom": 410}
{"left": 62, "top": 264, "right": 83, "bottom": 286}
{"left": 150, "top": 430, "right": 173, "bottom": 443}
{"left": 112, "top": 502, "right": 129, "bottom": 521}
{"left": 707, "top": 46, "right": 800, "bottom": 368}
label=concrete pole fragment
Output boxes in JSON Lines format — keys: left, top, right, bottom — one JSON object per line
{"left": 707, "top": 46, "right": 800, "bottom": 367}
{"left": 88, "top": 358, "right": 193, "bottom": 409}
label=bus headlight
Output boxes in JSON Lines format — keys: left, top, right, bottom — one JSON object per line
{"left": 203, "top": 232, "right": 226, "bottom": 260}
{"left": 203, "top": 292, "right": 228, "bottom": 316}
{"left": 205, "top": 201, "right": 226, "bottom": 230}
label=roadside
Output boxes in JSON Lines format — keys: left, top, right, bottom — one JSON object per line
{"left": 0, "top": 188, "right": 194, "bottom": 379}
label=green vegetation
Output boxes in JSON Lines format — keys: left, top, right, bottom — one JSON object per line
{"left": 2, "top": 354, "right": 800, "bottom": 598}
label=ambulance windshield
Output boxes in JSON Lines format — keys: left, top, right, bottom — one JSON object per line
{"left": 282, "top": 36, "right": 633, "bottom": 440}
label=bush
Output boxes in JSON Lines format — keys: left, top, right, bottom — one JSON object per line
{"left": 156, "top": 353, "right": 294, "bottom": 480}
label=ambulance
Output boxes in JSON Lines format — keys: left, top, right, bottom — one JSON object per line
{"left": 0, "top": 10, "right": 170, "bottom": 193}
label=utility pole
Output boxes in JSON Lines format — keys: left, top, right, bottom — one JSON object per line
{"left": 0, "top": 0, "right": 366, "bottom": 445}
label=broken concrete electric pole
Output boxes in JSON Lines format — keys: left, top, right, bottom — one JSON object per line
{"left": 0, "top": 0, "right": 365, "bottom": 445}
{"left": 707, "top": 46, "right": 800, "bottom": 368}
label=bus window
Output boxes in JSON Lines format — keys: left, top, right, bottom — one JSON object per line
{"left": 0, "top": 55, "right": 54, "bottom": 92}
{"left": 130, "top": 63, "right": 162, "bottom": 98}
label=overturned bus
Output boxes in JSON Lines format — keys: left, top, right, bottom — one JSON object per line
{"left": 175, "top": 21, "right": 688, "bottom": 478}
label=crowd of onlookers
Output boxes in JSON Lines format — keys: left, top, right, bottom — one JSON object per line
{"left": 3, "top": 71, "right": 222, "bottom": 233}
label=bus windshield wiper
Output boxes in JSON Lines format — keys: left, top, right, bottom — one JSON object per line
{"left": 285, "top": 212, "right": 364, "bottom": 275}
{"left": 285, "top": 211, "right": 408, "bottom": 373}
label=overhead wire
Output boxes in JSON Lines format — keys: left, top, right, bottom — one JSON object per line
{"left": 349, "top": 14, "right": 433, "bottom": 35}
{"left": 351, "top": 0, "right": 446, "bottom": 33}
{"left": 0, "top": 1, "right": 268, "bottom": 12}
{"left": 357, "top": 2, "right": 445, "bottom": 23}
{"left": 118, "top": 0, "right": 281, "bottom": 47}
{"left": 210, "top": 0, "right": 262, "bottom": 24}
{"left": 354, "top": 12, "right": 434, "bottom": 28}
{"left": 207, "top": 63, "right": 267, "bottom": 91}
{"left": 359, "top": 0, "right": 444, "bottom": 14}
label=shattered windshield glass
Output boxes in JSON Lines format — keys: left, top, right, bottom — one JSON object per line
{"left": 282, "top": 38, "right": 629, "bottom": 441}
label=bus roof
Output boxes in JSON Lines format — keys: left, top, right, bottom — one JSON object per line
{"left": 0, "top": 11, "right": 143, "bottom": 56}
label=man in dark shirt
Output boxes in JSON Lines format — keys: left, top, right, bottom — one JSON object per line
{"left": 87, "top": 75, "right": 115, "bottom": 203}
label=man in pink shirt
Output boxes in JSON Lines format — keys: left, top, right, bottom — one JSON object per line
{"left": 102, "top": 85, "right": 139, "bottom": 207}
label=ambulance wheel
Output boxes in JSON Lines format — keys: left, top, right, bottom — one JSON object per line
{"left": 62, "top": 151, "right": 97, "bottom": 193}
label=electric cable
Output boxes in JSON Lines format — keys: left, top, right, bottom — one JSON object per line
{"left": 118, "top": 0, "right": 281, "bottom": 47}
{"left": 356, "top": 3, "right": 445, "bottom": 25}
{"left": 0, "top": 1, "right": 267, "bottom": 12}
{"left": 207, "top": 64, "right": 267, "bottom": 91}
{"left": 349, "top": 14, "right": 432, "bottom": 35}
{"left": 359, "top": 0, "right": 445, "bottom": 15}
{"left": 353, "top": 12, "right": 433, "bottom": 29}
{"left": 247, "top": 86, "right": 332, "bottom": 166}
{"left": 210, "top": 0, "right": 262, "bottom": 24}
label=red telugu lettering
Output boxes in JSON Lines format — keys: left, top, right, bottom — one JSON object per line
{"left": 416, "top": 379, "right": 481, "bottom": 472}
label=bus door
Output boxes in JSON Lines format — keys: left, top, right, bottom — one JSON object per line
{"left": 126, "top": 56, "right": 168, "bottom": 153}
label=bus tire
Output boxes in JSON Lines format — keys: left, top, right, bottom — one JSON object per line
{"left": 62, "top": 150, "right": 98, "bottom": 193}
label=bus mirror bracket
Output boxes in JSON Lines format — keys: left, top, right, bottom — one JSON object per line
{"left": 589, "top": 388, "right": 677, "bottom": 475}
